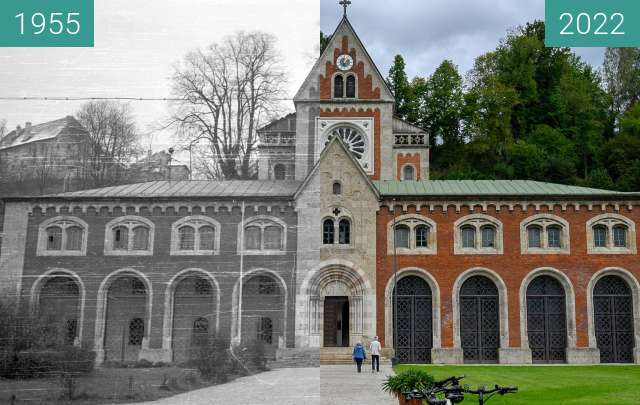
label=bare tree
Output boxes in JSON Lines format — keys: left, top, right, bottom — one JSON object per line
{"left": 76, "top": 101, "right": 140, "bottom": 187}
{"left": 170, "top": 31, "right": 287, "bottom": 180}
{"left": 33, "top": 150, "right": 55, "bottom": 195}
{"left": 0, "top": 119, "right": 6, "bottom": 139}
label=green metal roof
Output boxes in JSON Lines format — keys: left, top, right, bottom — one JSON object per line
{"left": 373, "top": 180, "right": 640, "bottom": 198}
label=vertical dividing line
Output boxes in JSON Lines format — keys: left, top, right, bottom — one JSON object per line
{"left": 238, "top": 201, "right": 245, "bottom": 342}
{"left": 392, "top": 198, "right": 399, "bottom": 359}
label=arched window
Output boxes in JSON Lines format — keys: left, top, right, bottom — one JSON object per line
{"left": 394, "top": 225, "right": 410, "bottom": 248}
{"left": 38, "top": 216, "right": 88, "bottom": 256}
{"left": 192, "top": 317, "right": 209, "bottom": 347}
{"left": 415, "top": 225, "right": 429, "bottom": 248}
{"left": 323, "top": 219, "right": 335, "bottom": 244}
{"left": 258, "top": 317, "right": 274, "bottom": 344}
{"left": 333, "top": 181, "right": 342, "bottom": 195}
{"left": 334, "top": 75, "right": 344, "bottom": 98}
{"left": 587, "top": 214, "right": 636, "bottom": 253}
{"left": 105, "top": 216, "right": 154, "bottom": 255}
{"left": 521, "top": 214, "right": 569, "bottom": 254}
{"left": 179, "top": 226, "right": 195, "bottom": 250}
{"left": 338, "top": 219, "right": 351, "bottom": 244}
{"left": 461, "top": 226, "right": 476, "bottom": 248}
{"left": 241, "top": 216, "right": 286, "bottom": 253}
{"left": 171, "top": 216, "right": 221, "bottom": 255}
{"left": 128, "top": 318, "right": 144, "bottom": 346}
{"left": 273, "top": 164, "right": 286, "bottom": 180}
{"left": 613, "top": 225, "right": 628, "bottom": 247}
{"left": 547, "top": 225, "right": 562, "bottom": 248}
{"left": 346, "top": 75, "right": 356, "bottom": 98}
{"left": 47, "top": 226, "right": 62, "bottom": 250}
{"left": 481, "top": 225, "right": 496, "bottom": 248}
{"left": 455, "top": 214, "right": 503, "bottom": 254}
{"left": 527, "top": 225, "right": 542, "bottom": 248}
{"left": 402, "top": 165, "right": 415, "bottom": 181}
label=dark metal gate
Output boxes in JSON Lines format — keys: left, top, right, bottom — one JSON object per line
{"left": 527, "top": 276, "right": 567, "bottom": 363}
{"left": 393, "top": 276, "right": 432, "bottom": 363}
{"left": 594, "top": 275, "right": 635, "bottom": 363}
{"left": 460, "top": 276, "right": 499, "bottom": 363}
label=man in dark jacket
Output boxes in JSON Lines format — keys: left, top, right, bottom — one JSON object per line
{"left": 352, "top": 342, "right": 366, "bottom": 373}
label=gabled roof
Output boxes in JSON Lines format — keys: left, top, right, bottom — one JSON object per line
{"left": 0, "top": 116, "right": 86, "bottom": 150}
{"left": 393, "top": 117, "right": 427, "bottom": 134}
{"left": 6, "top": 180, "right": 302, "bottom": 201}
{"left": 374, "top": 180, "right": 640, "bottom": 198}
{"left": 294, "top": 16, "right": 394, "bottom": 102}
{"left": 257, "top": 112, "right": 297, "bottom": 133}
{"left": 311, "top": 134, "right": 380, "bottom": 199}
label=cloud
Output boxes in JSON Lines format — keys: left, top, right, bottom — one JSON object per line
{"left": 321, "top": 0, "right": 604, "bottom": 79}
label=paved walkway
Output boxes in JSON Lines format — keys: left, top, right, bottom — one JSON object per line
{"left": 320, "top": 364, "right": 397, "bottom": 405}
{"left": 133, "top": 367, "right": 320, "bottom": 405}
{"left": 130, "top": 364, "right": 396, "bottom": 405}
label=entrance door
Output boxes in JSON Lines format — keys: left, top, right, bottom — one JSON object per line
{"left": 594, "top": 275, "right": 635, "bottom": 363}
{"left": 460, "top": 276, "right": 500, "bottom": 363}
{"left": 323, "top": 297, "right": 349, "bottom": 347}
{"left": 393, "top": 276, "right": 433, "bottom": 363}
{"left": 526, "top": 276, "right": 567, "bottom": 363}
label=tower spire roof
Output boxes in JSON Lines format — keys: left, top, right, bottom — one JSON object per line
{"left": 339, "top": 0, "right": 351, "bottom": 17}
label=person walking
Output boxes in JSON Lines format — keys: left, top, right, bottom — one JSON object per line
{"left": 352, "top": 341, "right": 366, "bottom": 373}
{"left": 369, "top": 336, "right": 381, "bottom": 372}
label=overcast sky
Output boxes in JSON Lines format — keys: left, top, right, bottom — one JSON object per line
{"left": 321, "top": 0, "right": 605, "bottom": 80}
{"left": 0, "top": 0, "right": 319, "bottom": 154}
{"left": 1, "top": 0, "right": 606, "bottom": 155}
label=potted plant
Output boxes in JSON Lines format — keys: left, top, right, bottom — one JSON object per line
{"left": 382, "top": 369, "right": 434, "bottom": 405}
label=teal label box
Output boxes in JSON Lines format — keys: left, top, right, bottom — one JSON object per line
{"left": 0, "top": 0, "right": 94, "bottom": 47}
{"left": 546, "top": 0, "right": 640, "bottom": 47}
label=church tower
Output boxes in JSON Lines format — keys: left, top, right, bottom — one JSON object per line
{"left": 292, "top": 1, "right": 429, "bottom": 181}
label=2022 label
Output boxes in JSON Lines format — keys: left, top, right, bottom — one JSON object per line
{"left": 0, "top": 0, "right": 93, "bottom": 47}
{"left": 546, "top": 0, "right": 640, "bottom": 47}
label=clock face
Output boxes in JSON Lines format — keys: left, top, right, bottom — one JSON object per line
{"left": 336, "top": 54, "right": 354, "bottom": 71}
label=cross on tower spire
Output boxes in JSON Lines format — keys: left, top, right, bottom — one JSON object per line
{"left": 339, "top": 0, "right": 351, "bottom": 17}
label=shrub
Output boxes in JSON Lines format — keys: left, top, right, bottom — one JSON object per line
{"left": 382, "top": 369, "right": 435, "bottom": 398}
{"left": 236, "top": 340, "right": 269, "bottom": 372}
{"left": 189, "top": 340, "right": 238, "bottom": 383}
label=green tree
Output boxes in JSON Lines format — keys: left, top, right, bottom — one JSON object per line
{"left": 603, "top": 48, "right": 640, "bottom": 119}
{"left": 320, "top": 31, "right": 331, "bottom": 55}
{"left": 387, "top": 55, "right": 412, "bottom": 119}
{"left": 419, "top": 60, "right": 464, "bottom": 169}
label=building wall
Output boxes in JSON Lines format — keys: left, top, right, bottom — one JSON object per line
{"left": 376, "top": 202, "right": 640, "bottom": 363}
{"left": 11, "top": 201, "right": 298, "bottom": 363}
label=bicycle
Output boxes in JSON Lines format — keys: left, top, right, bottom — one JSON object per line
{"left": 404, "top": 375, "right": 517, "bottom": 405}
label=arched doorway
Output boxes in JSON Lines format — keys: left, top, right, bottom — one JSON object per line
{"left": 460, "top": 275, "right": 500, "bottom": 363}
{"left": 526, "top": 275, "right": 567, "bottom": 363}
{"left": 242, "top": 274, "right": 285, "bottom": 356}
{"left": 38, "top": 275, "right": 81, "bottom": 346}
{"left": 172, "top": 276, "right": 216, "bottom": 363}
{"left": 393, "top": 276, "right": 432, "bottom": 363}
{"left": 594, "top": 275, "right": 635, "bottom": 363}
{"left": 104, "top": 276, "right": 148, "bottom": 362}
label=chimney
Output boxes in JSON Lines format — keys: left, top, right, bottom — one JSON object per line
{"left": 25, "top": 122, "right": 32, "bottom": 129}
{"left": 16, "top": 125, "right": 21, "bottom": 132}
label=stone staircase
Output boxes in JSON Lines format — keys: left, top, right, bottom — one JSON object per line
{"left": 269, "top": 348, "right": 320, "bottom": 368}
{"left": 320, "top": 347, "right": 393, "bottom": 365}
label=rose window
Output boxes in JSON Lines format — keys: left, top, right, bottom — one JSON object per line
{"left": 326, "top": 126, "right": 367, "bottom": 160}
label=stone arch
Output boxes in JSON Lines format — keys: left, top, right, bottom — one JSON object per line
{"left": 384, "top": 267, "right": 441, "bottom": 350}
{"left": 301, "top": 259, "right": 372, "bottom": 347}
{"left": 29, "top": 268, "right": 86, "bottom": 345}
{"left": 162, "top": 268, "right": 221, "bottom": 360}
{"left": 519, "top": 267, "right": 577, "bottom": 351}
{"left": 94, "top": 268, "right": 153, "bottom": 364}
{"left": 586, "top": 267, "right": 640, "bottom": 362}
{"left": 231, "top": 268, "right": 288, "bottom": 348}
{"left": 452, "top": 268, "right": 509, "bottom": 350}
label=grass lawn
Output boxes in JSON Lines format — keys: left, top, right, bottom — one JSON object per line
{"left": 395, "top": 364, "right": 640, "bottom": 405}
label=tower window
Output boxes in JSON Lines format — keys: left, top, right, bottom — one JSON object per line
{"left": 402, "top": 165, "right": 415, "bottom": 180}
{"left": 332, "top": 181, "right": 342, "bottom": 195}
{"left": 346, "top": 75, "right": 356, "bottom": 98}
{"left": 273, "top": 164, "right": 286, "bottom": 180}
{"left": 334, "top": 75, "right": 344, "bottom": 98}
